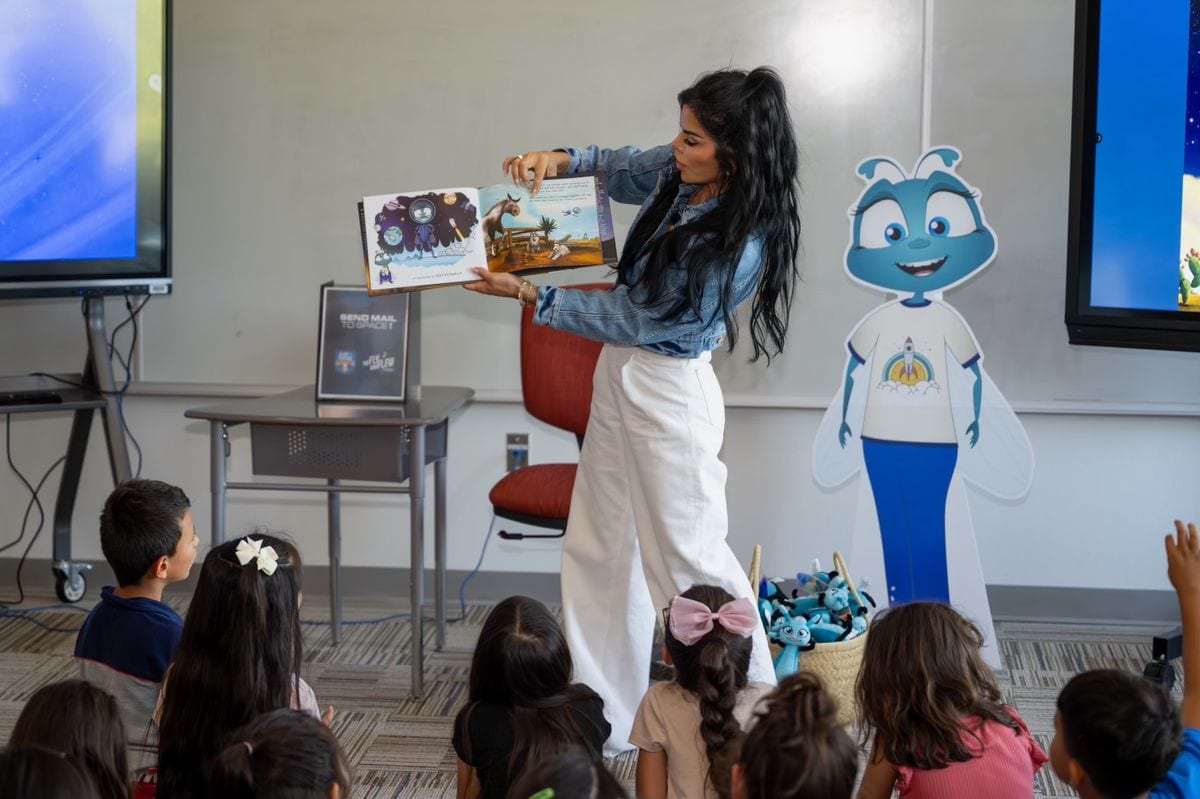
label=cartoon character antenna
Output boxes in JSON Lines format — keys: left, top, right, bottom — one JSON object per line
{"left": 912, "top": 147, "right": 963, "bottom": 180}
{"left": 855, "top": 157, "right": 907, "bottom": 184}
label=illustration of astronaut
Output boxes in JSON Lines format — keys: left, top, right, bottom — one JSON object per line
{"left": 813, "top": 148, "right": 1033, "bottom": 666}
{"left": 373, "top": 191, "right": 478, "bottom": 262}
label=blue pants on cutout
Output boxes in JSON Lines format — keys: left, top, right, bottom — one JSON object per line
{"left": 861, "top": 437, "right": 958, "bottom": 605}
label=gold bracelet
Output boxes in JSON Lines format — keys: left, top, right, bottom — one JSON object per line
{"left": 517, "top": 280, "right": 537, "bottom": 308}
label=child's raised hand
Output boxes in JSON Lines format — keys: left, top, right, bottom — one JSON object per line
{"left": 322, "top": 705, "right": 335, "bottom": 727}
{"left": 1165, "top": 520, "right": 1200, "bottom": 599}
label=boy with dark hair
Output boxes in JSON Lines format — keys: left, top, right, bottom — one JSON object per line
{"left": 1051, "top": 520, "right": 1200, "bottom": 798}
{"left": 74, "top": 478, "right": 199, "bottom": 775}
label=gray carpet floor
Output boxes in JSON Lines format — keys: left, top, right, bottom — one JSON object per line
{"left": 0, "top": 589, "right": 1184, "bottom": 798}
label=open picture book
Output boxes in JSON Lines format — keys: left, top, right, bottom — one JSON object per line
{"left": 358, "top": 172, "right": 618, "bottom": 294}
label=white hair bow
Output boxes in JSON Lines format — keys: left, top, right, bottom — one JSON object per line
{"left": 235, "top": 537, "right": 279, "bottom": 576}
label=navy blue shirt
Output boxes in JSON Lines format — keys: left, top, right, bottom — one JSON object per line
{"left": 75, "top": 585, "right": 182, "bottom": 682}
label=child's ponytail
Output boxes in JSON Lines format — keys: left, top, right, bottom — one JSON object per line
{"left": 204, "top": 709, "right": 351, "bottom": 799}
{"left": 664, "top": 585, "right": 755, "bottom": 799}
{"left": 737, "top": 672, "right": 858, "bottom": 799}
{"left": 206, "top": 740, "right": 256, "bottom": 799}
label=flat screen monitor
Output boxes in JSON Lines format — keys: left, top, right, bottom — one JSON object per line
{"left": 0, "top": 0, "right": 170, "bottom": 298}
{"left": 1066, "top": 0, "right": 1200, "bottom": 350}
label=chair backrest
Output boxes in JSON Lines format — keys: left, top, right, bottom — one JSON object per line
{"left": 519, "top": 283, "right": 609, "bottom": 437}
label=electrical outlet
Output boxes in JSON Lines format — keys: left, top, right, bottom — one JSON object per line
{"left": 506, "top": 433, "right": 529, "bottom": 472}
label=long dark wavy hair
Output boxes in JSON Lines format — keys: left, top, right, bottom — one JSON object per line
{"left": 855, "top": 602, "right": 1021, "bottom": 770}
{"left": 617, "top": 66, "right": 801, "bottom": 362}
{"left": 663, "top": 584, "right": 754, "bottom": 799}
{"left": 8, "top": 680, "right": 128, "bottom": 799}
{"left": 736, "top": 672, "right": 857, "bottom": 799}
{"left": 157, "top": 533, "right": 305, "bottom": 799}
{"left": 206, "top": 709, "right": 352, "bottom": 799}
{"left": 464, "top": 596, "right": 607, "bottom": 790}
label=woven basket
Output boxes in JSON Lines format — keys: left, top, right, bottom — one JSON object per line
{"left": 797, "top": 630, "right": 866, "bottom": 726}
{"left": 795, "top": 551, "right": 868, "bottom": 727}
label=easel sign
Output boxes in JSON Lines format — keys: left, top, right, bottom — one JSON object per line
{"left": 316, "top": 283, "right": 410, "bottom": 402}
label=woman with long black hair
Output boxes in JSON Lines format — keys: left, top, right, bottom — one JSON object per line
{"left": 465, "top": 66, "right": 801, "bottom": 754}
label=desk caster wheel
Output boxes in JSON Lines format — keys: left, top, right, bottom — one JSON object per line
{"left": 55, "top": 572, "right": 87, "bottom": 603}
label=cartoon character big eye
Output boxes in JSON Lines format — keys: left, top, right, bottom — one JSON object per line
{"left": 925, "top": 191, "right": 977, "bottom": 237}
{"left": 858, "top": 199, "right": 907, "bottom": 249}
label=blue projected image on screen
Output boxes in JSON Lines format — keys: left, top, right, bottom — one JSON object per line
{"left": 0, "top": 1, "right": 138, "bottom": 263}
{"left": 1181, "top": 0, "right": 1200, "bottom": 311}
{"left": 1089, "top": 0, "right": 1192, "bottom": 313}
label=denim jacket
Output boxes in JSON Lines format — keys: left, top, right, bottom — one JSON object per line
{"left": 532, "top": 144, "right": 764, "bottom": 358}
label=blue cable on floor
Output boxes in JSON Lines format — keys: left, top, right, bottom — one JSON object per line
{"left": 0, "top": 603, "right": 90, "bottom": 633}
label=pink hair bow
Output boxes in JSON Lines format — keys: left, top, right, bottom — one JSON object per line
{"left": 668, "top": 595, "right": 759, "bottom": 646}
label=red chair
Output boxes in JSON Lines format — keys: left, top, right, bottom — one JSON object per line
{"left": 489, "top": 283, "right": 609, "bottom": 540}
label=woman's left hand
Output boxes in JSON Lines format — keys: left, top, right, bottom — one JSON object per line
{"left": 462, "top": 267, "right": 523, "bottom": 299}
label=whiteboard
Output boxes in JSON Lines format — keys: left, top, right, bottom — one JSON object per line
{"left": 0, "top": 0, "right": 1195, "bottom": 411}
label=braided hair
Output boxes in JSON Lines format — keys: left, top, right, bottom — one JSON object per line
{"left": 664, "top": 585, "right": 754, "bottom": 799}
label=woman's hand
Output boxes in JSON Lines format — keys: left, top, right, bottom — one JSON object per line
{"left": 462, "top": 267, "right": 523, "bottom": 299}
{"left": 502, "top": 150, "right": 571, "bottom": 195}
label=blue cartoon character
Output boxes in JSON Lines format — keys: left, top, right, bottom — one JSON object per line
{"left": 813, "top": 148, "right": 1033, "bottom": 665}
{"left": 408, "top": 198, "right": 438, "bottom": 259}
{"left": 767, "top": 606, "right": 815, "bottom": 680}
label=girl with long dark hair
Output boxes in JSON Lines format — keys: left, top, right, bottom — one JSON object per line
{"left": 155, "top": 534, "right": 325, "bottom": 799}
{"left": 630, "top": 584, "right": 771, "bottom": 799}
{"left": 8, "top": 679, "right": 128, "bottom": 799}
{"left": 855, "top": 602, "right": 1048, "bottom": 799}
{"left": 453, "top": 596, "right": 610, "bottom": 799}
{"left": 464, "top": 66, "right": 799, "bottom": 752}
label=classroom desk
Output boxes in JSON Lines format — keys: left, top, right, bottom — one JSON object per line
{"left": 184, "top": 385, "right": 472, "bottom": 696}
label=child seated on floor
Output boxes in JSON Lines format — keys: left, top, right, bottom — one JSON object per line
{"left": 74, "top": 479, "right": 199, "bottom": 775}
{"left": 155, "top": 533, "right": 330, "bottom": 799}
{"left": 206, "top": 709, "right": 351, "bottom": 799}
{"left": 1051, "top": 519, "right": 1200, "bottom": 798}
{"left": 731, "top": 672, "right": 858, "bottom": 799}
{"left": 631, "top": 584, "right": 773, "bottom": 799}
{"left": 8, "top": 679, "right": 129, "bottom": 799}
{"left": 855, "top": 601, "right": 1048, "bottom": 799}
{"left": 453, "top": 596, "right": 610, "bottom": 799}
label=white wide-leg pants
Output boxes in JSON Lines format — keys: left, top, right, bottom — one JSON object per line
{"left": 560, "top": 345, "right": 776, "bottom": 755}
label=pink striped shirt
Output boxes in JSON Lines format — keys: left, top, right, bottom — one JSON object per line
{"left": 894, "top": 710, "right": 1048, "bottom": 799}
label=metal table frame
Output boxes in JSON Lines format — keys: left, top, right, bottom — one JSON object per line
{"left": 185, "top": 385, "right": 472, "bottom": 697}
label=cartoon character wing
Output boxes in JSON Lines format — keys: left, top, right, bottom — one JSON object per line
{"left": 812, "top": 352, "right": 872, "bottom": 489}
{"left": 947, "top": 360, "right": 1034, "bottom": 500}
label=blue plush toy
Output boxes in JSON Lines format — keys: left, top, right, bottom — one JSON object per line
{"left": 768, "top": 606, "right": 815, "bottom": 680}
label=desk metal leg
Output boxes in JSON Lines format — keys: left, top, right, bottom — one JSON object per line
{"left": 328, "top": 479, "right": 342, "bottom": 646}
{"left": 434, "top": 456, "right": 447, "bottom": 650}
{"left": 408, "top": 426, "right": 426, "bottom": 696}
{"left": 210, "top": 422, "right": 228, "bottom": 546}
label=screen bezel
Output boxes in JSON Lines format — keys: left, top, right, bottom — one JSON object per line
{"left": 1065, "top": 0, "right": 1200, "bottom": 351}
{"left": 0, "top": 0, "right": 171, "bottom": 299}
